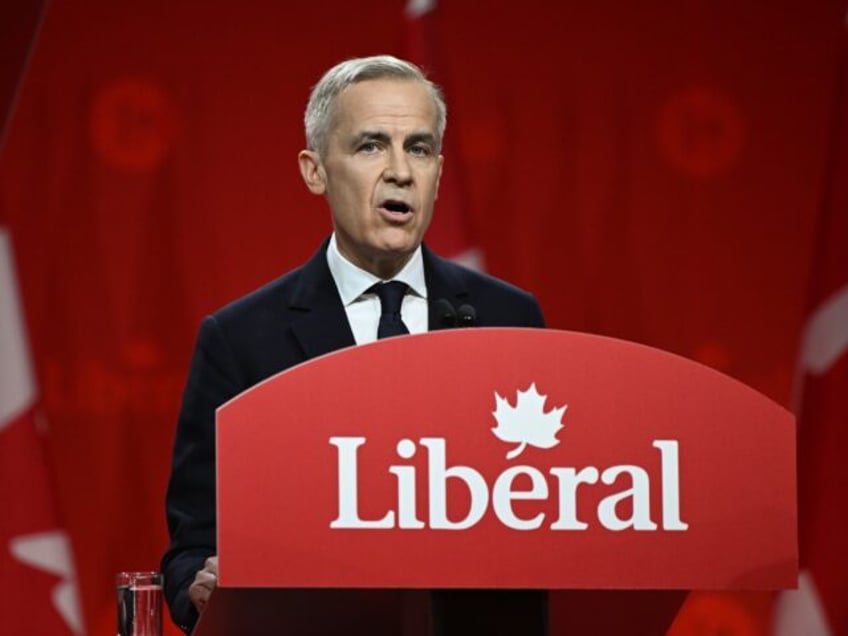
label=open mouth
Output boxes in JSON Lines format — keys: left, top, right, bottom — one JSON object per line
{"left": 380, "top": 199, "right": 412, "bottom": 214}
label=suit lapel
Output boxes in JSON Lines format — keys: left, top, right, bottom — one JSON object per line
{"left": 423, "top": 244, "right": 469, "bottom": 331}
{"left": 288, "top": 241, "right": 357, "bottom": 359}
{"left": 287, "top": 242, "right": 467, "bottom": 356}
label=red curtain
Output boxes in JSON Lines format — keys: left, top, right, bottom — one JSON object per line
{"left": 1, "top": 1, "right": 844, "bottom": 633}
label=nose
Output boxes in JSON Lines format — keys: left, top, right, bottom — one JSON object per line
{"left": 383, "top": 148, "right": 412, "bottom": 186}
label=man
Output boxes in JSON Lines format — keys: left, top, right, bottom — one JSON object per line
{"left": 161, "top": 54, "right": 544, "bottom": 633}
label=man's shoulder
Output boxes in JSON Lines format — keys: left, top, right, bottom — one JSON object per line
{"left": 185, "top": 242, "right": 338, "bottom": 387}
{"left": 211, "top": 242, "right": 329, "bottom": 328}
{"left": 423, "top": 248, "right": 544, "bottom": 328}
{"left": 442, "top": 258, "right": 532, "bottom": 297}
{"left": 214, "top": 265, "right": 304, "bottom": 324}
{"left": 424, "top": 248, "right": 534, "bottom": 300}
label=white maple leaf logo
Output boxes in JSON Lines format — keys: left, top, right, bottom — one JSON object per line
{"left": 491, "top": 383, "right": 567, "bottom": 459}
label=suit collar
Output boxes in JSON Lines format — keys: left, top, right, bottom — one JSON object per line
{"left": 326, "top": 233, "right": 427, "bottom": 303}
{"left": 422, "top": 243, "right": 470, "bottom": 330}
{"left": 288, "top": 239, "right": 357, "bottom": 359}
{"left": 422, "top": 243, "right": 468, "bottom": 300}
{"left": 288, "top": 240, "right": 470, "bottom": 357}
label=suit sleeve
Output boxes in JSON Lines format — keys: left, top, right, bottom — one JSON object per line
{"left": 161, "top": 315, "right": 247, "bottom": 633}
{"left": 478, "top": 281, "right": 546, "bottom": 329}
{"left": 525, "top": 294, "right": 546, "bottom": 328}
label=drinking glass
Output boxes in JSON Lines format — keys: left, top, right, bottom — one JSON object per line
{"left": 116, "top": 571, "right": 163, "bottom": 636}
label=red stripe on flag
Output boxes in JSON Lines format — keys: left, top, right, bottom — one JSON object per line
{"left": 0, "top": 406, "right": 81, "bottom": 634}
{"left": 0, "top": 227, "right": 82, "bottom": 634}
{"left": 404, "top": 0, "right": 483, "bottom": 269}
{"left": 774, "top": 9, "right": 848, "bottom": 635}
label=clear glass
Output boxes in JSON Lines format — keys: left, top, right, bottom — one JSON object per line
{"left": 116, "top": 571, "right": 163, "bottom": 636}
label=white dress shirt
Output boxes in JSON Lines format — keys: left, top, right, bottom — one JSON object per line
{"left": 325, "top": 234, "right": 429, "bottom": 345}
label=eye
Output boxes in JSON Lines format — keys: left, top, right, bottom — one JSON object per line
{"left": 408, "top": 143, "right": 432, "bottom": 157}
{"left": 357, "top": 141, "right": 381, "bottom": 154}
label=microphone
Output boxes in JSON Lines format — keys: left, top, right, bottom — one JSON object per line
{"left": 433, "top": 298, "right": 457, "bottom": 328}
{"left": 457, "top": 304, "right": 477, "bottom": 328}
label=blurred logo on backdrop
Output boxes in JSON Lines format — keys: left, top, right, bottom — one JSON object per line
{"left": 42, "top": 337, "right": 182, "bottom": 416}
{"left": 658, "top": 85, "right": 745, "bottom": 179}
{"left": 89, "top": 78, "right": 178, "bottom": 172}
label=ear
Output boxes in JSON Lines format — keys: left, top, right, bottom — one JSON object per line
{"left": 298, "top": 149, "right": 327, "bottom": 195}
{"left": 434, "top": 154, "right": 444, "bottom": 200}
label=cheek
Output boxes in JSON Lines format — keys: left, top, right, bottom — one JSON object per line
{"left": 332, "top": 187, "right": 372, "bottom": 230}
{"left": 424, "top": 180, "right": 441, "bottom": 208}
{"left": 341, "top": 175, "right": 373, "bottom": 206}
{"left": 330, "top": 180, "right": 365, "bottom": 210}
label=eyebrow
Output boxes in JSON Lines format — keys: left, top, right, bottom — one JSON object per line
{"left": 352, "top": 131, "right": 391, "bottom": 147}
{"left": 351, "top": 130, "right": 438, "bottom": 148}
{"left": 405, "top": 132, "right": 437, "bottom": 148}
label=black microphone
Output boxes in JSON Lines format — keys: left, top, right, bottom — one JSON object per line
{"left": 433, "top": 298, "right": 457, "bottom": 328}
{"left": 457, "top": 304, "right": 477, "bottom": 328}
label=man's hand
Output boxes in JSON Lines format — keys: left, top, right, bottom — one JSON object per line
{"left": 188, "top": 556, "right": 218, "bottom": 613}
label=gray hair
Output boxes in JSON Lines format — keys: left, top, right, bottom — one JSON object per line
{"left": 304, "top": 55, "right": 447, "bottom": 155}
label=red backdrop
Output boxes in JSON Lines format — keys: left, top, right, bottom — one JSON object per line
{"left": 1, "top": 0, "right": 845, "bottom": 634}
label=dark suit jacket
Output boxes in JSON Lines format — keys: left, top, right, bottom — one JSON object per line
{"left": 161, "top": 240, "right": 545, "bottom": 632}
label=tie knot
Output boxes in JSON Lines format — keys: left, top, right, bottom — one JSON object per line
{"left": 372, "top": 281, "right": 408, "bottom": 315}
{"left": 370, "top": 281, "right": 410, "bottom": 339}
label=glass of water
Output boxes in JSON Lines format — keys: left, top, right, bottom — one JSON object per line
{"left": 116, "top": 571, "right": 162, "bottom": 636}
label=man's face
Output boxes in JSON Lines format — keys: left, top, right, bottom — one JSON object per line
{"left": 299, "top": 78, "right": 443, "bottom": 278}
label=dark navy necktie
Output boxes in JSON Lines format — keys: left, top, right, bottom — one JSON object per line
{"left": 372, "top": 281, "right": 410, "bottom": 339}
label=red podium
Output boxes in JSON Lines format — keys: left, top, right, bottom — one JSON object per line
{"left": 195, "top": 328, "right": 796, "bottom": 635}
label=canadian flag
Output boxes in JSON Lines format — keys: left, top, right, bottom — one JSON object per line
{"left": 405, "top": 0, "right": 484, "bottom": 270}
{"left": 773, "top": 11, "right": 848, "bottom": 635}
{"left": 0, "top": 227, "right": 83, "bottom": 634}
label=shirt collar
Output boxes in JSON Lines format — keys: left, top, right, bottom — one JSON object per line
{"left": 326, "top": 233, "right": 427, "bottom": 306}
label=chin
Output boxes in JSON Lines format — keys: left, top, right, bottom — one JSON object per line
{"left": 375, "top": 230, "right": 421, "bottom": 255}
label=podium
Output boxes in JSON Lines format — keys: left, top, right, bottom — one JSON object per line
{"left": 195, "top": 329, "right": 796, "bottom": 635}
